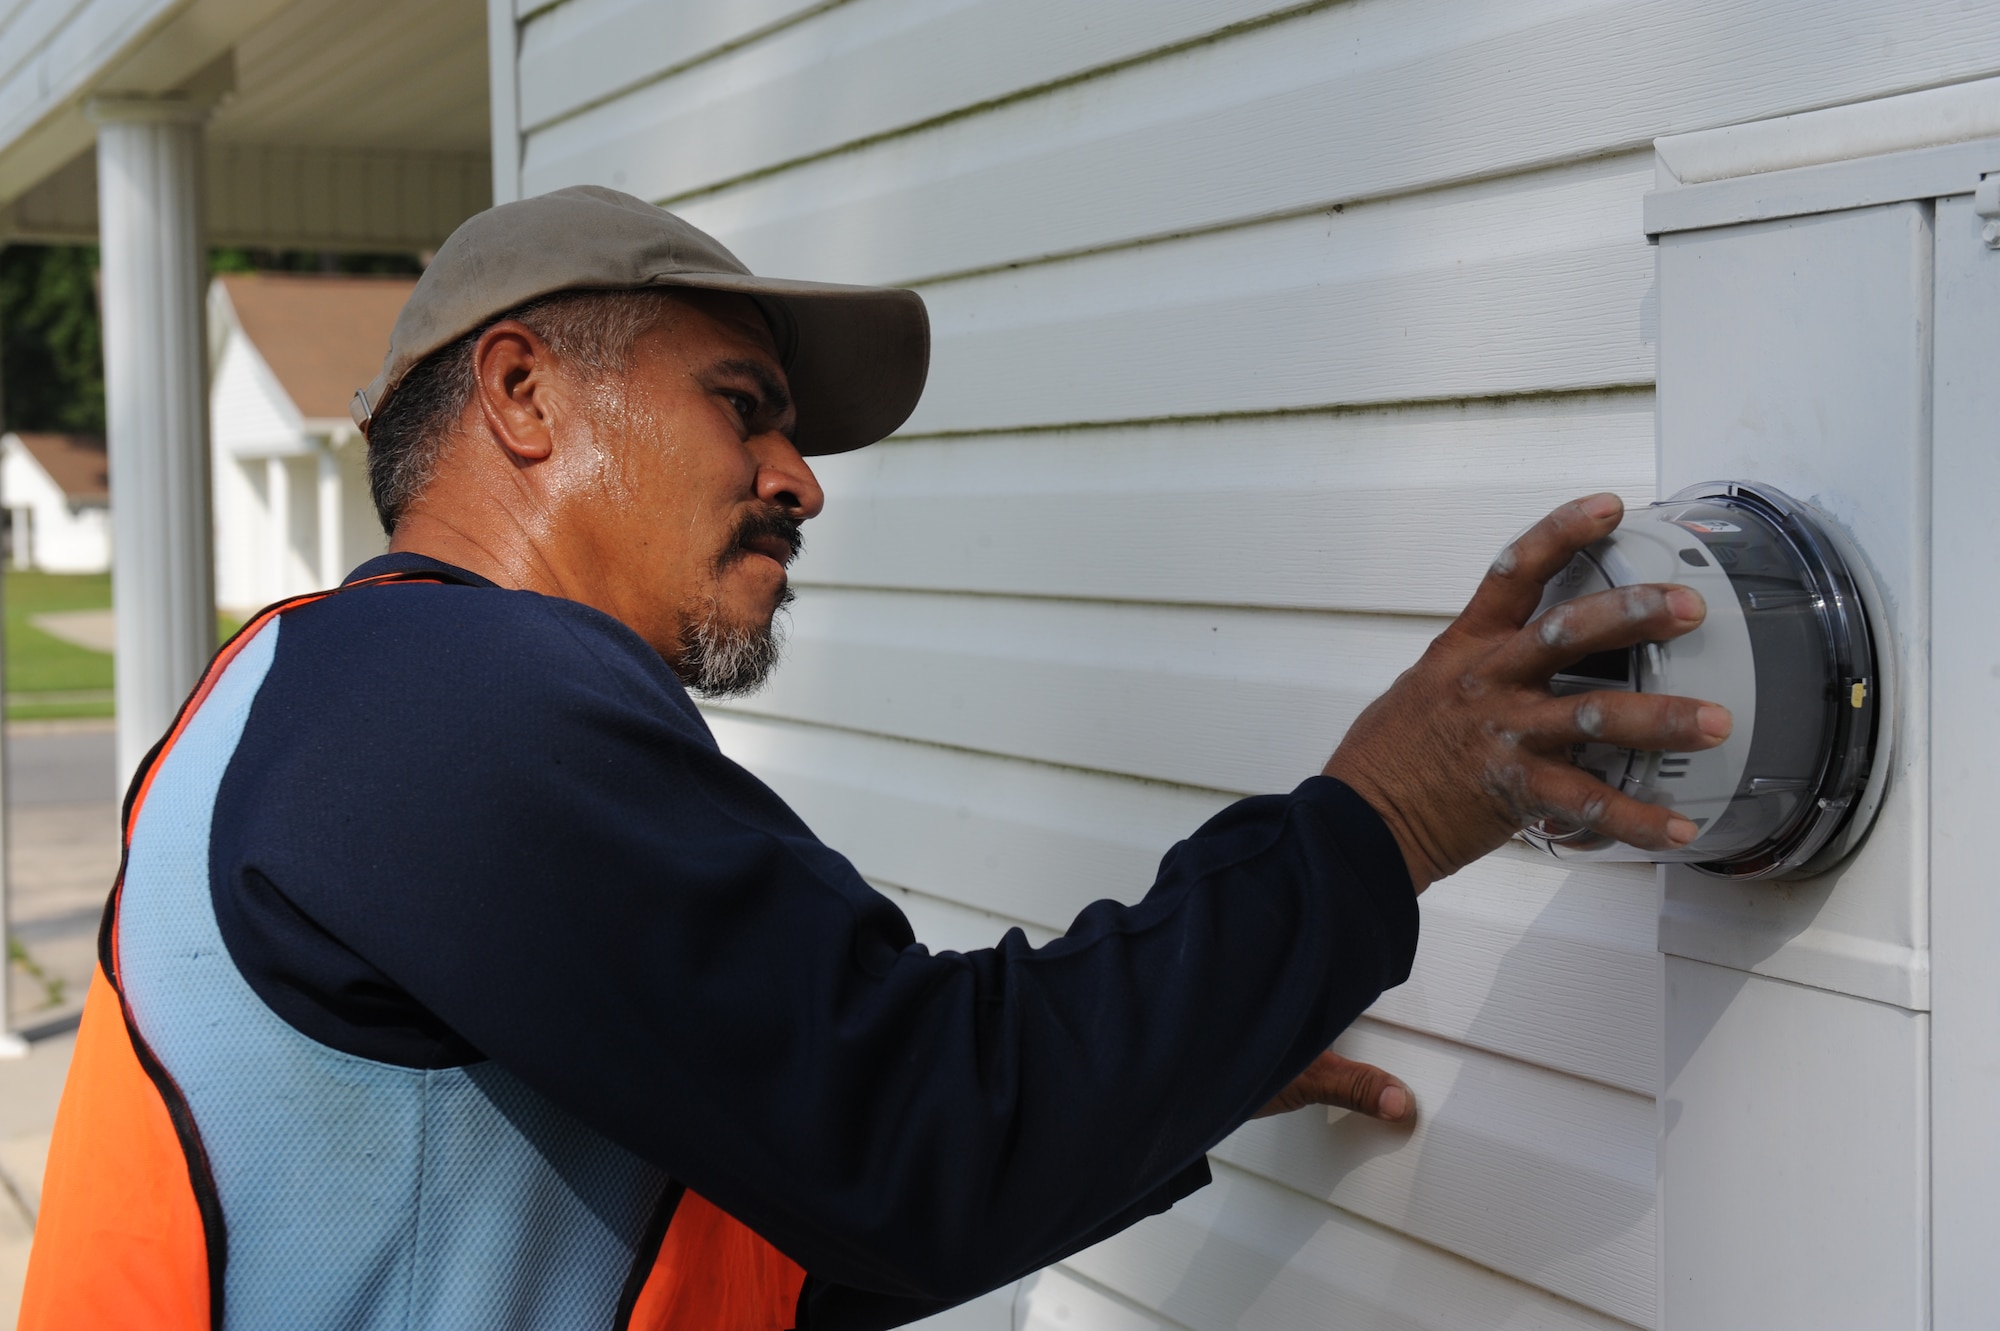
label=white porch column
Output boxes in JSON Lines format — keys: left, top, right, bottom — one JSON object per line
{"left": 90, "top": 97, "right": 216, "bottom": 787}
{"left": 316, "top": 446, "right": 342, "bottom": 585}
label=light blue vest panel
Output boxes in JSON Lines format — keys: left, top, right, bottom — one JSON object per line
{"left": 117, "top": 618, "right": 673, "bottom": 1330}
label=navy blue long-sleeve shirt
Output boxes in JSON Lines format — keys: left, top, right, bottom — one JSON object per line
{"left": 204, "top": 553, "right": 1419, "bottom": 1325}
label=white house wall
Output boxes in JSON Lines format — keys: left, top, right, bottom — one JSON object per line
{"left": 337, "top": 443, "right": 384, "bottom": 582}
{"left": 212, "top": 449, "right": 263, "bottom": 610}
{"left": 209, "top": 314, "right": 386, "bottom": 609}
{"left": 501, "top": 3, "right": 2000, "bottom": 1327}
{"left": 211, "top": 334, "right": 309, "bottom": 459}
{"left": 211, "top": 451, "right": 317, "bottom": 610}
{"left": 0, "top": 436, "right": 109, "bottom": 572}
{"left": 213, "top": 444, "right": 383, "bottom": 610}
{"left": 269, "top": 453, "right": 318, "bottom": 593}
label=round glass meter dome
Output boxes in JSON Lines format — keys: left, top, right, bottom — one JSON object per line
{"left": 1521, "top": 482, "right": 1887, "bottom": 880}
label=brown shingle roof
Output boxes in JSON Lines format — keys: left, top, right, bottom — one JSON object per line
{"left": 218, "top": 273, "right": 418, "bottom": 422}
{"left": 11, "top": 433, "right": 108, "bottom": 503}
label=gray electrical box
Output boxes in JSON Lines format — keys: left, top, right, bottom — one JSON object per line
{"left": 1639, "top": 89, "right": 2000, "bottom": 1331}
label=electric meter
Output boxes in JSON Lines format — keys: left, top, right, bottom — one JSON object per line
{"left": 1521, "top": 482, "right": 1888, "bottom": 879}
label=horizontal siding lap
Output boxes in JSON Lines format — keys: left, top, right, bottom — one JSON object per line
{"left": 0, "top": 0, "right": 122, "bottom": 91}
{"left": 1215, "top": 1019, "right": 1654, "bottom": 1325}
{"left": 799, "top": 393, "right": 1654, "bottom": 617}
{"left": 644, "top": 0, "right": 2000, "bottom": 285}
{"left": 516, "top": 0, "right": 824, "bottom": 130}
{"left": 524, "top": 0, "right": 2000, "bottom": 248}
{"left": 706, "top": 708, "right": 1236, "bottom": 935}
{"left": 0, "top": 0, "right": 76, "bottom": 142}
{"left": 716, "top": 588, "right": 1434, "bottom": 794}
{"left": 517, "top": 0, "right": 1310, "bottom": 188}
{"left": 1376, "top": 859, "right": 1658, "bottom": 1096}
{"left": 705, "top": 712, "right": 1659, "bottom": 1097}
{"left": 1063, "top": 1159, "right": 1638, "bottom": 1330}
{"left": 532, "top": 0, "right": 2000, "bottom": 286}
{"left": 672, "top": 0, "right": 1620, "bottom": 283}
{"left": 900, "top": 158, "right": 1653, "bottom": 435}
{"left": 0, "top": 0, "right": 222, "bottom": 154}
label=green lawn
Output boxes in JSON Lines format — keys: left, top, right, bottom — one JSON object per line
{"left": 5, "top": 570, "right": 241, "bottom": 720}
{"left": 6, "top": 569, "right": 114, "bottom": 719}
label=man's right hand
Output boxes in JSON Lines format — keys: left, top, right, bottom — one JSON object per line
{"left": 1323, "top": 492, "right": 1735, "bottom": 893}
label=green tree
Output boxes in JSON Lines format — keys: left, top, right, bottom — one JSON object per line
{"left": 209, "top": 247, "right": 422, "bottom": 277}
{"left": 2, "top": 243, "right": 421, "bottom": 437}
{"left": 0, "top": 244, "right": 106, "bottom": 435}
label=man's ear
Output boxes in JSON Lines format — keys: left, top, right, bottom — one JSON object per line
{"left": 473, "top": 320, "right": 558, "bottom": 463}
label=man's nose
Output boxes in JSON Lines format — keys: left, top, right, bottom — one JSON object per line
{"left": 753, "top": 435, "right": 825, "bottom": 520}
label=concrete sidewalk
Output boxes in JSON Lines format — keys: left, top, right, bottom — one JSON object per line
{"left": 0, "top": 1030, "right": 74, "bottom": 1329}
{"left": 0, "top": 718, "right": 118, "bottom": 1326}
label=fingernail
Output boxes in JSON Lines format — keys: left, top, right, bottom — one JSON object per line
{"left": 1666, "top": 816, "right": 1700, "bottom": 846}
{"left": 1582, "top": 493, "right": 1621, "bottom": 520}
{"left": 1667, "top": 586, "right": 1705, "bottom": 621}
{"left": 1698, "top": 704, "right": 1733, "bottom": 740}
{"left": 1378, "top": 1084, "right": 1410, "bottom": 1121}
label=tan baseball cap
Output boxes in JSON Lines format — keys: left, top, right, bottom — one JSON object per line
{"left": 351, "top": 185, "right": 929, "bottom": 456}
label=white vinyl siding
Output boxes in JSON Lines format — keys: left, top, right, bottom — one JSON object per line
{"left": 502, "top": 4, "right": 2000, "bottom": 1327}
{"left": 0, "top": 0, "right": 178, "bottom": 151}
{"left": 210, "top": 336, "right": 308, "bottom": 459}
{"left": 206, "top": 310, "right": 386, "bottom": 610}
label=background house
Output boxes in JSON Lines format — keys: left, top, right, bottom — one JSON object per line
{"left": 0, "top": 431, "right": 108, "bottom": 573}
{"left": 207, "top": 272, "right": 406, "bottom": 611}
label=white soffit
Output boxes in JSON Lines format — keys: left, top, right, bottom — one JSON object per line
{"left": 1647, "top": 76, "right": 2000, "bottom": 236}
{"left": 0, "top": 0, "right": 486, "bottom": 224}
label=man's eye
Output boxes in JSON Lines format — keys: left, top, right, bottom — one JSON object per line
{"left": 722, "top": 391, "right": 756, "bottom": 419}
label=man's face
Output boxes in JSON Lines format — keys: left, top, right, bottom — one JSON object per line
{"left": 550, "top": 292, "right": 821, "bottom": 694}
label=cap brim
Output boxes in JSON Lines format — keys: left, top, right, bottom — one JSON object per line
{"left": 647, "top": 272, "right": 930, "bottom": 457}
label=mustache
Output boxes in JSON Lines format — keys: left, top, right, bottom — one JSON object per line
{"left": 720, "top": 507, "right": 805, "bottom": 568}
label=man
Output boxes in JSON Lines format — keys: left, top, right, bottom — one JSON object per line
{"left": 21, "top": 188, "right": 1727, "bottom": 1330}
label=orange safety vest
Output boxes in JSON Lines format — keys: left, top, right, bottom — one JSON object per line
{"left": 18, "top": 578, "right": 807, "bottom": 1330}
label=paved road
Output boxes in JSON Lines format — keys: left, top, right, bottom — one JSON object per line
{"left": 5, "top": 722, "right": 118, "bottom": 1033}
{"left": 7, "top": 725, "right": 116, "bottom": 808}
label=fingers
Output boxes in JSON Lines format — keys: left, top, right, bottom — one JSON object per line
{"left": 1489, "top": 582, "right": 1706, "bottom": 684}
{"left": 1252, "top": 1050, "right": 1414, "bottom": 1122}
{"left": 1527, "top": 689, "right": 1733, "bottom": 752}
{"left": 1457, "top": 493, "right": 1625, "bottom": 637}
{"left": 1523, "top": 759, "right": 1702, "bottom": 850}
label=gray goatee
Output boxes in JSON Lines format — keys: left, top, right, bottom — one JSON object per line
{"left": 678, "top": 584, "right": 795, "bottom": 698}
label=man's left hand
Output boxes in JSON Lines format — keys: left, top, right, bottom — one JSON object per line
{"left": 1253, "top": 1049, "right": 1413, "bottom": 1122}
